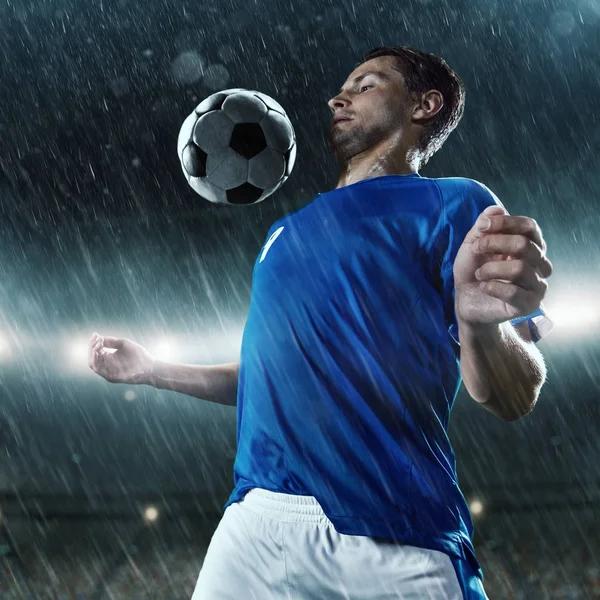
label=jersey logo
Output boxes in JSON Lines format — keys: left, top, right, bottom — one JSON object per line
{"left": 259, "top": 226, "right": 285, "bottom": 263}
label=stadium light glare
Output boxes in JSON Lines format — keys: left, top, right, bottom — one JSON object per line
{"left": 546, "top": 300, "right": 600, "bottom": 330}
{"left": 151, "top": 339, "right": 178, "bottom": 362}
{"left": 0, "top": 334, "right": 11, "bottom": 359}
{"left": 143, "top": 505, "right": 160, "bottom": 523}
{"left": 68, "top": 340, "right": 90, "bottom": 369}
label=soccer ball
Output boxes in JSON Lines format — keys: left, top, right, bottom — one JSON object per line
{"left": 177, "top": 88, "right": 297, "bottom": 205}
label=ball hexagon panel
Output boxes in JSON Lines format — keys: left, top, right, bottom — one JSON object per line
{"left": 194, "top": 88, "right": 246, "bottom": 115}
{"left": 181, "top": 143, "right": 208, "bottom": 178}
{"left": 260, "top": 110, "right": 294, "bottom": 153}
{"left": 253, "top": 91, "right": 287, "bottom": 116}
{"left": 192, "top": 110, "right": 235, "bottom": 154}
{"left": 189, "top": 177, "right": 228, "bottom": 204}
{"left": 177, "top": 111, "right": 199, "bottom": 159}
{"left": 261, "top": 176, "right": 285, "bottom": 202}
{"left": 230, "top": 123, "right": 267, "bottom": 159}
{"left": 248, "top": 147, "right": 286, "bottom": 189}
{"left": 222, "top": 92, "right": 268, "bottom": 124}
{"left": 262, "top": 178, "right": 285, "bottom": 202}
{"left": 206, "top": 146, "right": 248, "bottom": 189}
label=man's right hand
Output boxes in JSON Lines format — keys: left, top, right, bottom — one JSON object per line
{"left": 88, "top": 332, "right": 155, "bottom": 385}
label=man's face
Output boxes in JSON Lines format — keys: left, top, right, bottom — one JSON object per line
{"left": 327, "top": 56, "right": 409, "bottom": 164}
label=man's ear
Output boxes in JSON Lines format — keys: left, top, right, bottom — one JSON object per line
{"left": 413, "top": 90, "right": 443, "bottom": 122}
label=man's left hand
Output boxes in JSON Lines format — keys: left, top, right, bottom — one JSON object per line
{"left": 453, "top": 205, "right": 553, "bottom": 329}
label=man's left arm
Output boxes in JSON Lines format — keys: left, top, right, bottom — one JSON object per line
{"left": 458, "top": 319, "right": 547, "bottom": 421}
{"left": 452, "top": 204, "right": 554, "bottom": 421}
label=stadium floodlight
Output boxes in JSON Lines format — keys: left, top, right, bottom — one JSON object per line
{"left": 469, "top": 499, "right": 484, "bottom": 517}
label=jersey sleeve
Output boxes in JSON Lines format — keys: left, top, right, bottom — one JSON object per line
{"left": 433, "top": 178, "right": 553, "bottom": 346}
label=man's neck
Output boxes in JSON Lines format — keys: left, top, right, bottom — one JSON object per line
{"left": 335, "top": 164, "right": 418, "bottom": 189}
{"left": 334, "top": 141, "right": 419, "bottom": 189}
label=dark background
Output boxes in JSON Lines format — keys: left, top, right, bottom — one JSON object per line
{"left": 0, "top": 0, "right": 599, "bottom": 596}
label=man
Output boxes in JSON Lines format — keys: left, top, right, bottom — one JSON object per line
{"left": 89, "top": 46, "right": 554, "bottom": 598}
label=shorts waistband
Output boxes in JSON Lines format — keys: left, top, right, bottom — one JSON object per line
{"left": 237, "top": 488, "right": 333, "bottom": 524}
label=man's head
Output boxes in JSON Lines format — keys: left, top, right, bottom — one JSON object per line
{"left": 327, "top": 46, "right": 465, "bottom": 174}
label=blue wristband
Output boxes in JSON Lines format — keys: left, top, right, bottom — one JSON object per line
{"left": 509, "top": 307, "right": 545, "bottom": 327}
{"left": 510, "top": 307, "right": 545, "bottom": 342}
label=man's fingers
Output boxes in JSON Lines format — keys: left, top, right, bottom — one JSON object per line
{"left": 101, "top": 336, "right": 124, "bottom": 349}
{"left": 483, "top": 214, "right": 545, "bottom": 253}
{"left": 476, "top": 234, "right": 544, "bottom": 266}
{"left": 88, "top": 336, "right": 96, "bottom": 369}
{"left": 476, "top": 259, "right": 548, "bottom": 298}
{"left": 89, "top": 333, "right": 107, "bottom": 370}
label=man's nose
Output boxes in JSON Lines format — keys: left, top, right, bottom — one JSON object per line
{"left": 328, "top": 95, "right": 350, "bottom": 111}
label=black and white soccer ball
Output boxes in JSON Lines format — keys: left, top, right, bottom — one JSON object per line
{"left": 177, "top": 88, "right": 297, "bottom": 205}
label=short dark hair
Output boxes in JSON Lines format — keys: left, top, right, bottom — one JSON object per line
{"left": 356, "top": 46, "right": 466, "bottom": 167}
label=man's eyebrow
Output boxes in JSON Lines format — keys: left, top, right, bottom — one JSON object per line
{"left": 338, "top": 70, "right": 388, "bottom": 94}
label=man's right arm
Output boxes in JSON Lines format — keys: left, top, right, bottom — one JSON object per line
{"left": 148, "top": 361, "right": 239, "bottom": 406}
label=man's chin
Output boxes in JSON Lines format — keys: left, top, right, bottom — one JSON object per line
{"left": 328, "top": 135, "right": 355, "bottom": 162}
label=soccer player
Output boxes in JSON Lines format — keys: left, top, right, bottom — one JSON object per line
{"left": 89, "top": 46, "right": 554, "bottom": 599}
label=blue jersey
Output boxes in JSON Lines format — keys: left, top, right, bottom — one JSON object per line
{"left": 224, "top": 173, "right": 552, "bottom": 576}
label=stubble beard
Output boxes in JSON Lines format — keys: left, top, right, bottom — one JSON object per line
{"left": 327, "top": 120, "right": 397, "bottom": 168}
{"left": 328, "top": 121, "right": 366, "bottom": 164}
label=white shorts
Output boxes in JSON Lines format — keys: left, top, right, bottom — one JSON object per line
{"left": 192, "top": 488, "right": 488, "bottom": 599}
